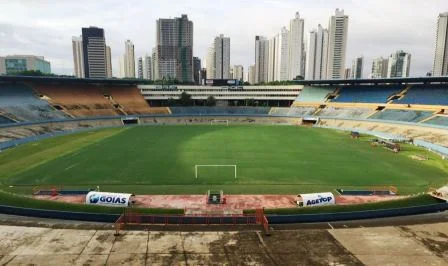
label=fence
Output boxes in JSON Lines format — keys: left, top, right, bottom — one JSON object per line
{"left": 114, "top": 208, "right": 269, "bottom": 235}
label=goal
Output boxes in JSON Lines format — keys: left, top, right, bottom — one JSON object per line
{"left": 210, "top": 119, "right": 229, "bottom": 126}
{"left": 195, "top": 165, "right": 237, "bottom": 179}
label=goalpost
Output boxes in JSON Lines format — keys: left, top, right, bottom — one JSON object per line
{"left": 210, "top": 119, "right": 229, "bottom": 126}
{"left": 195, "top": 165, "right": 237, "bottom": 179}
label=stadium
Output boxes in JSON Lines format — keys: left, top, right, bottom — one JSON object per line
{"left": 0, "top": 75, "right": 447, "bottom": 222}
{"left": 1, "top": 75, "right": 448, "bottom": 264}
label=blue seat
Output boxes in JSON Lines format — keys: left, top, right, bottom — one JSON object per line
{"left": 423, "top": 116, "right": 448, "bottom": 127}
{"left": 0, "top": 114, "right": 14, "bottom": 124}
{"left": 369, "top": 109, "right": 433, "bottom": 122}
{"left": 394, "top": 85, "right": 448, "bottom": 105}
{"left": 332, "top": 85, "right": 403, "bottom": 103}
{"left": 0, "top": 83, "right": 68, "bottom": 121}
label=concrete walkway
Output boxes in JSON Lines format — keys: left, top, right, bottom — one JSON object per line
{"left": 0, "top": 223, "right": 446, "bottom": 265}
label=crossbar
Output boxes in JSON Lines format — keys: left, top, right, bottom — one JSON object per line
{"left": 195, "top": 165, "right": 237, "bottom": 179}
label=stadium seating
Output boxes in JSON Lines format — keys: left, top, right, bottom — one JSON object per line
{"left": 332, "top": 85, "right": 404, "bottom": 103}
{"left": 0, "top": 82, "right": 68, "bottom": 121}
{"left": 317, "top": 106, "right": 373, "bottom": 119}
{"left": 423, "top": 116, "right": 448, "bottom": 127}
{"left": 169, "top": 107, "right": 271, "bottom": 115}
{"left": 106, "top": 86, "right": 161, "bottom": 114}
{"left": 294, "top": 86, "right": 335, "bottom": 103}
{"left": 0, "top": 114, "right": 15, "bottom": 124}
{"left": 369, "top": 109, "right": 434, "bottom": 123}
{"left": 393, "top": 85, "right": 448, "bottom": 105}
{"left": 269, "top": 107, "right": 316, "bottom": 117}
{"left": 33, "top": 84, "right": 121, "bottom": 117}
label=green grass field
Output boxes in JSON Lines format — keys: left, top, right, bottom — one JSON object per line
{"left": 1, "top": 125, "right": 447, "bottom": 195}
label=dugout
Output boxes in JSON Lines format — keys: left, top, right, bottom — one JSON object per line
{"left": 301, "top": 117, "right": 320, "bottom": 126}
{"left": 121, "top": 117, "right": 139, "bottom": 125}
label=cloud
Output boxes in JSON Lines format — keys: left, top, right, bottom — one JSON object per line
{"left": 0, "top": 0, "right": 445, "bottom": 77}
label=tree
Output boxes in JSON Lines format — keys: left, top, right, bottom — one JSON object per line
{"left": 205, "top": 96, "right": 216, "bottom": 106}
{"left": 178, "top": 91, "right": 193, "bottom": 106}
{"left": 245, "top": 98, "right": 255, "bottom": 106}
{"left": 167, "top": 97, "right": 176, "bottom": 106}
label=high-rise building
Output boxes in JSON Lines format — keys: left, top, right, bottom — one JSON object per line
{"left": 306, "top": 24, "right": 328, "bottom": 80}
{"left": 255, "top": 36, "right": 269, "bottom": 84}
{"left": 206, "top": 46, "right": 215, "bottom": 79}
{"left": 213, "top": 34, "right": 231, "bottom": 79}
{"left": 106, "top": 45, "right": 112, "bottom": 78}
{"left": 288, "top": 12, "right": 305, "bottom": 80}
{"left": 200, "top": 68, "right": 207, "bottom": 84}
{"left": 344, "top": 68, "right": 351, "bottom": 79}
{"left": 151, "top": 48, "right": 156, "bottom": 81}
{"left": 371, "top": 57, "right": 389, "bottom": 78}
{"left": 155, "top": 14, "right": 193, "bottom": 82}
{"left": 119, "top": 55, "right": 126, "bottom": 78}
{"left": 137, "top": 57, "right": 143, "bottom": 79}
{"left": 351, "top": 56, "right": 363, "bottom": 79}
{"left": 123, "top": 40, "right": 135, "bottom": 78}
{"left": 72, "top": 36, "right": 84, "bottom": 78}
{"left": 81, "top": 26, "right": 107, "bottom": 78}
{"left": 0, "top": 55, "right": 51, "bottom": 75}
{"left": 193, "top": 57, "right": 201, "bottom": 84}
{"left": 144, "top": 55, "right": 152, "bottom": 80}
{"left": 248, "top": 65, "right": 256, "bottom": 84}
{"left": 276, "top": 27, "right": 290, "bottom": 81}
{"left": 268, "top": 35, "right": 277, "bottom": 82}
{"left": 387, "top": 50, "right": 411, "bottom": 78}
{"left": 326, "top": 9, "right": 349, "bottom": 79}
{"left": 432, "top": 12, "right": 448, "bottom": 76}
{"left": 232, "top": 65, "right": 244, "bottom": 81}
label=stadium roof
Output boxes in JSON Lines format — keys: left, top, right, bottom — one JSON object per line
{"left": 295, "top": 77, "right": 448, "bottom": 86}
{"left": 0, "top": 75, "right": 147, "bottom": 85}
{"left": 0, "top": 75, "right": 447, "bottom": 86}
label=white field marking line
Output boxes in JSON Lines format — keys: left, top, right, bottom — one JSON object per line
{"left": 328, "top": 222, "right": 334, "bottom": 230}
{"left": 65, "top": 163, "right": 79, "bottom": 170}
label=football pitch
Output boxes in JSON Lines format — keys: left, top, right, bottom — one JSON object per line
{"left": 1, "top": 125, "right": 447, "bottom": 195}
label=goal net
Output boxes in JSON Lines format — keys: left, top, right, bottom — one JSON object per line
{"left": 210, "top": 119, "right": 229, "bottom": 126}
{"left": 195, "top": 165, "right": 237, "bottom": 179}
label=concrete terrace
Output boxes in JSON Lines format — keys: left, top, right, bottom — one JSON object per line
{"left": 0, "top": 223, "right": 447, "bottom": 265}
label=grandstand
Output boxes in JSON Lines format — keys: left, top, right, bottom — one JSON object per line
{"left": 369, "top": 109, "right": 435, "bottom": 123}
{"left": 33, "top": 84, "right": 123, "bottom": 117}
{"left": 293, "top": 86, "right": 335, "bottom": 103}
{"left": 269, "top": 106, "right": 316, "bottom": 117}
{"left": 0, "top": 76, "right": 447, "bottom": 148}
{"left": 170, "top": 107, "right": 271, "bottom": 115}
{"left": 317, "top": 106, "right": 373, "bottom": 119}
{"left": 102, "top": 86, "right": 168, "bottom": 114}
{"left": 423, "top": 116, "right": 448, "bottom": 127}
{"left": 332, "top": 85, "right": 404, "bottom": 103}
{"left": 0, "top": 114, "right": 14, "bottom": 124}
{"left": 394, "top": 85, "right": 448, "bottom": 106}
{"left": 0, "top": 82, "right": 68, "bottom": 121}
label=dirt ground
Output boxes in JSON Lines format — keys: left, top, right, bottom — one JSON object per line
{"left": 33, "top": 194, "right": 404, "bottom": 214}
{"left": 0, "top": 223, "right": 446, "bottom": 265}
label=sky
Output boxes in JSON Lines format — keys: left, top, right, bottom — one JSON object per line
{"left": 0, "top": 0, "right": 446, "bottom": 77}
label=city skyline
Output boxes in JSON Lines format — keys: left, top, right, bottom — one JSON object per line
{"left": 0, "top": 1, "right": 447, "bottom": 78}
